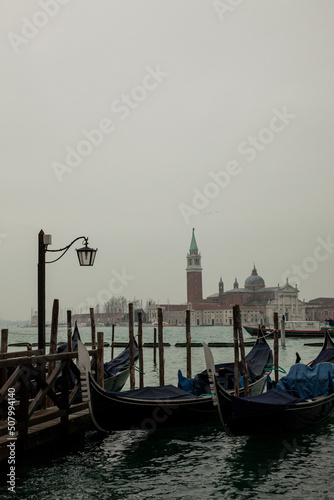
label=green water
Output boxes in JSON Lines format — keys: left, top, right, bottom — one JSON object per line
{"left": 1, "top": 326, "right": 333, "bottom": 499}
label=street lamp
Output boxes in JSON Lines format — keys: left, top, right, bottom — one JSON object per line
{"left": 37, "top": 229, "right": 97, "bottom": 352}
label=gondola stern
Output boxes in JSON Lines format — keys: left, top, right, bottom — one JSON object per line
{"left": 87, "top": 373, "right": 109, "bottom": 433}
{"left": 323, "top": 329, "right": 334, "bottom": 350}
{"left": 203, "top": 343, "right": 217, "bottom": 404}
{"left": 77, "top": 340, "right": 107, "bottom": 432}
{"left": 203, "top": 343, "right": 233, "bottom": 434}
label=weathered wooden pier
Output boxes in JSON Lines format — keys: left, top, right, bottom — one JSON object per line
{"left": 0, "top": 301, "right": 105, "bottom": 464}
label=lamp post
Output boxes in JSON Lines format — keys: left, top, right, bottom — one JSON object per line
{"left": 37, "top": 229, "right": 97, "bottom": 353}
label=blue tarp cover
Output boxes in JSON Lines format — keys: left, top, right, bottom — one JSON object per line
{"left": 231, "top": 363, "right": 334, "bottom": 417}
{"left": 276, "top": 362, "right": 334, "bottom": 399}
{"left": 104, "top": 343, "right": 139, "bottom": 378}
{"left": 232, "top": 387, "right": 305, "bottom": 417}
{"left": 107, "top": 384, "right": 197, "bottom": 400}
{"left": 179, "top": 340, "right": 272, "bottom": 396}
{"left": 237, "top": 387, "right": 304, "bottom": 405}
{"left": 178, "top": 369, "right": 244, "bottom": 395}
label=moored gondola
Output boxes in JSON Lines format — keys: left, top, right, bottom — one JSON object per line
{"left": 56, "top": 324, "right": 138, "bottom": 393}
{"left": 78, "top": 332, "right": 273, "bottom": 432}
{"left": 103, "top": 341, "right": 139, "bottom": 391}
{"left": 203, "top": 339, "right": 334, "bottom": 437}
{"left": 308, "top": 330, "right": 334, "bottom": 366}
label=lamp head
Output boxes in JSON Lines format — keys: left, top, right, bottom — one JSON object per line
{"left": 76, "top": 239, "right": 97, "bottom": 266}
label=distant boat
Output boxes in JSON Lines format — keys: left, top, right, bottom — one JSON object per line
{"left": 244, "top": 321, "right": 334, "bottom": 338}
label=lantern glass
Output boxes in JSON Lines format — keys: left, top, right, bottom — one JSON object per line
{"left": 76, "top": 245, "right": 97, "bottom": 266}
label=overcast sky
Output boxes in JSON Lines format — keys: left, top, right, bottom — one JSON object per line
{"left": 1, "top": 1, "right": 334, "bottom": 321}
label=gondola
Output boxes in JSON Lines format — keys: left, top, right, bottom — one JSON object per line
{"left": 77, "top": 332, "right": 273, "bottom": 432}
{"left": 244, "top": 322, "right": 334, "bottom": 338}
{"left": 178, "top": 333, "right": 272, "bottom": 397}
{"left": 203, "top": 335, "right": 334, "bottom": 437}
{"left": 308, "top": 329, "right": 334, "bottom": 366}
{"left": 57, "top": 324, "right": 138, "bottom": 393}
{"left": 103, "top": 341, "right": 139, "bottom": 391}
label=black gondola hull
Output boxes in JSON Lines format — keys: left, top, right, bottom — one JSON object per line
{"left": 88, "top": 372, "right": 268, "bottom": 432}
{"left": 104, "top": 367, "right": 130, "bottom": 392}
{"left": 215, "top": 375, "right": 334, "bottom": 436}
{"left": 89, "top": 376, "right": 217, "bottom": 431}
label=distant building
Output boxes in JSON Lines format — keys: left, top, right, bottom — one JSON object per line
{"left": 151, "top": 230, "right": 306, "bottom": 327}
{"left": 207, "top": 265, "right": 278, "bottom": 306}
{"left": 147, "top": 301, "right": 264, "bottom": 327}
{"left": 147, "top": 303, "right": 233, "bottom": 326}
{"left": 72, "top": 311, "right": 126, "bottom": 326}
{"left": 305, "top": 298, "right": 334, "bottom": 323}
{"left": 30, "top": 310, "right": 38, "bottom": 327}
{"left": 265, "top": 280, "right": 305, "bottom": 324}
{"left": 186, "top": 228, "right": 203, "bottom": 303}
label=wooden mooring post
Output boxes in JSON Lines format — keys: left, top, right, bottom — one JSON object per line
{"left": 238, "top": 311, "right": 249, "bottom": 397}
{"left": 67, "top": 310, "right": 72, "bottom": 352}
{"left": 274, "top": 312, "right": 279, "bottom": 383}
{"left": 129, "top": 303, "right": 135, "bottom": 390}
{"left": 281, "top": 314, "right": 286, "bottom": 347}
{"left": 0, "top": 330, "right": 8, "bottom": 390}
{"left": 49, "top": 299, "right": 59, "bottom": 358}
{"left": 138, "top": 312, "right": 144, "bottom": 388}
{"left": 97, "top": 332, "right": 104, "bottom": 388}
{"left": 153, "top": 327, "right": 157, "bottom": 365}
{"left": 90, "top": 307, "right": 96, "bottom": 349}
{"left": 61, "top": 311, "right": 73, "bottom": 427}
{"left": 47, "top": 299, "right": 59, "bottom": 407}
{"left": 111, "top": 323, "right": 115, "bottom": 360}
{"left": 0, "top": 329, "right": 8, "bottom": 355}
{"left": 158, "top": 307, "right": 164, "bottom": 386}
{"left": 232, "top": 305, "right": 250, "bottom": 397}
{"left": 186, "top": 309, "right": 191, "bottom": 379}
{"left": 233, "top": 307, "right": 240, "bottom": 397}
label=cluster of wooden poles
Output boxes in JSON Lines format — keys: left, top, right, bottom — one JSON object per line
{"left": 232, "top": 305, "right": 281, "bottom": 397}
{"left": 126, "top": 304, "right": 192, "bottom": 390}
{"left": 124, "top": 303, "right": 283, "bottom": 393}
{"left": 1, "top": 300, "right": 282, "bottom": 395}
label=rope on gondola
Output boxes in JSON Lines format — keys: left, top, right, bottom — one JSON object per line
{"left": 265, "top": 363, "right": 286, "bottom": 374}
{"left": 259, "top": 329, "right": 277, "bottom": 339}
{"left": 125, "top": 364, "right": 145, "bottom": 375}
{"left": 134, "top": 365, "right": 145, "bottom": 375}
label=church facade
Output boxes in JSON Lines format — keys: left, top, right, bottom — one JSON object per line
{"left": 148, "top": 229, "right": 306, "bottom": 327}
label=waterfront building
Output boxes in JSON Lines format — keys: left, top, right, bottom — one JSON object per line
{"left": 207, "top": 265, "right": 277, "bottom": 306}
{"left": 72, "top": 311, "right": 126, "bottom": 326}
{"left": 305, "top": 298, "right": 334, "bottom": 323}
{"left": 186, "top": 228, "right": 203, "bottom": 303}
{"left": 265, "top": 280, "right": 305, "bottom": 324}
{"left": 182, "top": 230, "right": 306, "bottom": 326}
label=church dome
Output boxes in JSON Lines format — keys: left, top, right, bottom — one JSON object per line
{"left": 244, "top": 265, "right": 265, "bottom": 290}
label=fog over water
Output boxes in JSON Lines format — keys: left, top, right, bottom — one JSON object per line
{"left": 1, "top": 1, "right": 334, "bottom": 321}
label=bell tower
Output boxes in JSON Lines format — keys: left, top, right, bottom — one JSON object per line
{"left": 186, "top": 228, "right": 203, "bottom": 303}
{"left": 219, "top": 277, "right": 224, "bottom": 295}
